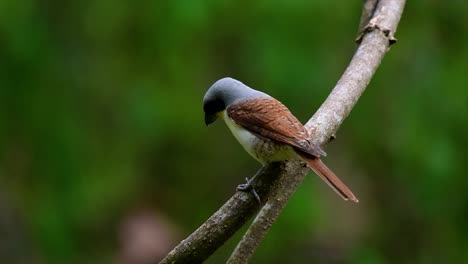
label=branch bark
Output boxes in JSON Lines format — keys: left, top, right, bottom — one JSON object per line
{"left": 160, "top": 0, "right": 405, "bottom": 263}
{"left": 357, "top": 0, "right": 379, "bottom": 38}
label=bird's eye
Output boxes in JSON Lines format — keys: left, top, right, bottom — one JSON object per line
{"left": 203, "top": 99, "right": 225, "bottom": 114}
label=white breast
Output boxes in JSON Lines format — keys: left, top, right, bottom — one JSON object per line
{"left": 223, "top": 111, "right": 260, "bottom": 160}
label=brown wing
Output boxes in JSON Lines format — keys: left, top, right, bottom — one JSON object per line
{"left": 227, "top": 98, "right": 326, "bottom": 157}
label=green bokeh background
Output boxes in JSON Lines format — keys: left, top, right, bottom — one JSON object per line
{"left": 1, "top": 1, "right": 467, "bottom": 263}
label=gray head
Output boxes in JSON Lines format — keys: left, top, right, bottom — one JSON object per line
{"left": 203, "top": 77, "right": 269, "bottom": 125}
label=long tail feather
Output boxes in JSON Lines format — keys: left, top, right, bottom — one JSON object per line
{"left": 300, "top": 155, "right": 359, "bottom": 203}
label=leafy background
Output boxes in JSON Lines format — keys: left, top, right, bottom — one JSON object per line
{"left": 1, "top": 1, "right": 467, "bottom": 263}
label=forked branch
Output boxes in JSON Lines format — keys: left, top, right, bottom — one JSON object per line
{"left": 227, "top": 0, "right": 405, "bottom": 262}
{"left": 160, "top": 0, "right": 406, "bottom": 263}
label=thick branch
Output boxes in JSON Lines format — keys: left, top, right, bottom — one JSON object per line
{"left": 160, "top": 0, "right": 405, "bottom": 263}
{"left": 307, "top": 0, "right": 404, "bottom": 137}
{"left": 159, "top": 164, "right": 285, "bottom": 264}
{"left": 227, "top": 0, "right": 406, "bottom": 262}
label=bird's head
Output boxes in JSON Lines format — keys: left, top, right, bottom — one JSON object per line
{"left": 203, "top": 77, "right": 268, "bottom": 126}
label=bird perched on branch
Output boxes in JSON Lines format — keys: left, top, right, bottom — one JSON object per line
{"left": 203, "top": 77, "right": 358, "bottom": 203}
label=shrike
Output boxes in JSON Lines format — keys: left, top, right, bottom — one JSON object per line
{"left": 203, "top": 77, "right": 358, "bottom": 202}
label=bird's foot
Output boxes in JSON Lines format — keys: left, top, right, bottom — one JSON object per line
{"left": 237, "top": 177, "right": 261, "bottom": 204}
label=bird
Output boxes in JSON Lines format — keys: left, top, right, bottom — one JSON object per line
{"left": 203, "top": 77, "right": 358, "bottom": 203}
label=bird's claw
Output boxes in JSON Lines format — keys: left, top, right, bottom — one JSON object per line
{"left": 237, "top": 177, "right": 262, "bottom": 204}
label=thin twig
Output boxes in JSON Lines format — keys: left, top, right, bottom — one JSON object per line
{"left": 227, "top": 0, "right": 406, "bottom": 263}
{"left": 160, "top": 0, "right": 406, "bottom": 263}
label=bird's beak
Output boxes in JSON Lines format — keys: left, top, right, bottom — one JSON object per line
{"left": 205, "top": 113, "right": 218, "bottom": 126}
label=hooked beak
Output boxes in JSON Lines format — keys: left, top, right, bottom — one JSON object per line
{"left": 204, "top": 113, "right": 218, "bottom": 126}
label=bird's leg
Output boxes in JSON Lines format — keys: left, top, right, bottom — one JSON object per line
{"left": 237, "top": 166, "right": 266, "bottom": 204}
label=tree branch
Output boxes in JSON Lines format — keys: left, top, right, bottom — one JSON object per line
{"left": 228, "top": 0, "right": 406, "bottom": 262}
{"left": 160, "top": 0, "right": 405, "bottom": 263}
{"left": 159, "top": 163, "right": 287, "bottom": 264}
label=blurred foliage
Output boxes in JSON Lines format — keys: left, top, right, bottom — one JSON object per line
{"left": 0, "top": 0, "right": 467, "bottom": 263}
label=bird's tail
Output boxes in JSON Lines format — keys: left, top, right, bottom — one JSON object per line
{"left": 299, "top": 155, "right": 359, "bottom": 203}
